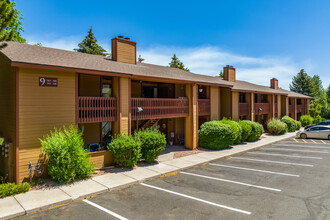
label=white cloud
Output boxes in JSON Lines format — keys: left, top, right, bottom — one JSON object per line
{"left": 138, "top": 46, "right": 304, "bottom": 90}
{"left": 25, "top": 35, "right": 309, "bottom": 90}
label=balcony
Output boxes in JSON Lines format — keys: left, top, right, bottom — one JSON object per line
{"left": 198, "top": 99, "right": 210, "bottom": 116}
{"left": 131, "top": 98, "right": 189, "bottom": 120}
{"left": 239, "top": 103, "right": 249, "bottom": 116}
{"left": 289, "top": 104, "right": 294, "bottom": 114}
{"left": 297, "top": 104, "right": 304, "bottom": 113}
{"left": 78, "top": 97, "right": 117, "bottom": 123}
{"left": 254, "top": 103, "right": 270, "bottom": 115}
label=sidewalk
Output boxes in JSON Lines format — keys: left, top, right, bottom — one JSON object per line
{"left": 0, "top": 132, "right": 297, "bottom": 219}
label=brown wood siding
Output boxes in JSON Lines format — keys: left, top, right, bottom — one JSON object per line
{"left": 79, "top": 123, "right": 101, "bottom": 146}
{"left": 220, "top": 88, "right": 232, "bottom": 119}
{"left": 0, "top": 55, "right": 16, "bottom": 182}
{"left": 79, "top": 74, "right": 100, "bottom": 96}
{"left": 89, "top": 151, "right": 113, "bottom": 169}
{"left": 18, "top": 68, "right": 75, "bottom": 182}
{"left": 112, "top": 38, "right": 136, "bottom": 64}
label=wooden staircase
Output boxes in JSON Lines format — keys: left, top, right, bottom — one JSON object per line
{"left": 141, "top": 119, "right": 160, "bottom": 129}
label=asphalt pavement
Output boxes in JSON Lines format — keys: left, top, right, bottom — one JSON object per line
{"left": 17, "top": 138, "right": 330, "bottom": 220}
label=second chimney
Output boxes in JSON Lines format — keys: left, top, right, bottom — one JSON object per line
{"left": 223, "top": 65, "right": 236, "bottom": 82}
{"left": 270, "top": 78, "right": 278, "bottom": 89}
{"left": 111, "top": 37, "right": 136, "bottom": 64}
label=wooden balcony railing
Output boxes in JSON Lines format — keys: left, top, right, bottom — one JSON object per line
{"left": 289, "top": 104, "right": 294, "bottom": 114}
{"left": 239, "top": 103, "right": 249, "bottom": 116}
{"left": 131, "top": 98, "right": 189, "bottom": 120}
{"left": 78, "top": 97, "right": 117, "bottom": 123}
{"left": 198, "top": 99, "right": 210, "bottom": 116}
{"left": 254, "top": 103, "right": 270, "bottom": 115}
{"left": 297, "top": 104, "right": 304, "bottom": 113}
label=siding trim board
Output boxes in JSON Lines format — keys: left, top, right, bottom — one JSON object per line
{"left": 16, "top": 67, "right": 19, "bottom": 184}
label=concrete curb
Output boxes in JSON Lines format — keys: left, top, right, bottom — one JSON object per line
{"left": 0, "top": 132, "right": 297, "bottom": 219}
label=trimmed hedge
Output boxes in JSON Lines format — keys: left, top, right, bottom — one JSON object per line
{"left": 0, "top": 183, "right": 30, "bottom": 198}
{"left": 108, "top": 133, "right": 141, "bottom": 168}
{"left": 238, "top": 120, "right": 252, "bottom": 142}
{"left": 41, "top": 126, "right": 95, "bottom": 183}
{"left": 245, "top": 121, "right": 264, "bottom": 142}
{"left": 198, "top": 121, "right": 234, "bottom": 150}
{"left": 299, "top": 115, "right": 314, "bottom": 127}
{"left": 135, "top": 128, "right": 166, "bottom": 163}
{"left": 281, "top": 116, "right": 301, "bottom": 132}
{"left": 267, "top": 118, "right": 287, "bottom": 135}
{"left": 220, "top": 118, "right": 242, "bottom": 144}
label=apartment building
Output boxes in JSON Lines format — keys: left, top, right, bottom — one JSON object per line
{"left": 0, "top": 38, "right": 311, "bottom": 183}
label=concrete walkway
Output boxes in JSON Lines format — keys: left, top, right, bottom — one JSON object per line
{"left": 0, "top": 132, "right": 297, "bottom": 220}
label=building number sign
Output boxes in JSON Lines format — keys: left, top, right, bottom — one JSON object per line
{"left": 39, "top": 77, "right": 58, "bottom": 87}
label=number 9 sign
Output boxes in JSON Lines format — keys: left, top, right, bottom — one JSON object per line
{"left": 39, "top": 77, "right": 46, "bottom": 86}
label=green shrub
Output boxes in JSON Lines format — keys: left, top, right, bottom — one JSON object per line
{"left": 198, "top": 121, "right": 234, "bottom": 150}
{"left": 108, "top": 133, "right": 141, "bottom": 168}
{"left": 220, "top": 118, "right": 242, "bottom": 144}
{"left": 134, "top": 128, "right": 166, "bottom": 163}
{"left": 279, "top": 123, "right": 288, "bottom": 134}
{"left": 313, "top": 115, "right": 322, "bottom": 124}
{"left": 299, "top": 115, "right": 314, "bottom": 127}
{"left": 245, "top": 121, "right": 264, "bottom": 142}
{"left": 0, "top": 138, "right": 4, "bottom": 145}
{"left": 238, "top": 120, "right": 252, "bottom": 142}
{"left": 267, "top": 118, "right": 287, "bottom": 135}
{"left": 281, "top": 116, "right": 297, "bottom": 132}
{"left": 0, "top": 183, "right": 30, "bottom": 198}
{"left": 40, "top": 125, "right": 95, "bottom": 183}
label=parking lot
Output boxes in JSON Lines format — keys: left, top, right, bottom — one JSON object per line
{"left": 18, "top": 138, "right": 330, "bottom": 220}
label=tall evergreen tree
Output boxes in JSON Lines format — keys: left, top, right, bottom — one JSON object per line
{"left": 0, "top": 0, "right": 26, "bottom": 49}
{"left": 289, "top": 69, "right": 317, "bottom": 97}
{"left": 219, "top": 70, "right": 224, "bottom": 78}
{"left": 74, "top": 27, "right": 108, "bottom": 56}
{"left": 327, "top": 84, "right": 330, "bottom": 103}
{"left": 169, "top": 54, "right": 189, "bottom": 72}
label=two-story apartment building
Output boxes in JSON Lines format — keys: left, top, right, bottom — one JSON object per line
{"left": 0, "top": 38, "right": 311, "bottom": 183}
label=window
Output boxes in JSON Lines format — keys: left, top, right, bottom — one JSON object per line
{"left": 261, "top": 94, "right": 268, "bottom": 103}
{"left": 318, "top": 122, "right": 326, "bottom": 125}
{"left": 254, "top": 94, "right": 258, "bottom": 103}
{"left": 239, "top": 93, "right": 246, "bottom": 103}
{"left": 318, "top": 127, "right": 330, "bottom": 130}
{"left": 310, "top": 127, "right": 319, "bottom": 131}
{"left": 297, "top": 99, "right": 302, "bottom": 105}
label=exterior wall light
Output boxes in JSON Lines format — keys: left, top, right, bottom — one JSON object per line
{"left": 136, "top": 107, "right": 143, "bottom": 131}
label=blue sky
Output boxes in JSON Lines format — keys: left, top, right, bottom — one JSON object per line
{"left": 15, "top": 0, "right": 330, "bottom": 89}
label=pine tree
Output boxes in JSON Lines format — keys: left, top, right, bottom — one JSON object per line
{"left": 289, "top": 69, "right": 317, "bottom": 97}
{"left": 327, "top": 84, "right": 330, "bottom": 104}
{"left": 0, "top": 0, "right": 26, "bottom": 49}
{"left": 137, "top": 54, "right": 144, "bottom": 63}
{"left": 74, "top": 27, "right": 108, "bottom": 56}
{"left": 169, "top": 54, "right": 189, "bottom": 72}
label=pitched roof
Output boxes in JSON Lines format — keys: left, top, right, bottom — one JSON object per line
{"left": 0, "top": 42, "right": 312, "bottom": 99}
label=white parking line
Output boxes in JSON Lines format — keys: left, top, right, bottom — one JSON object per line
{"left": 209, "top": 163, "right": 299, "bottom": 177}
{"left": 264, "top": 148, "right": 329, "bottom": 154}
{"left": 180, "top": 171, "right": 281, "bottom": 192}
{"left": 273, "top": 144, "right": 330, "bottom": 149}
{"left": 83, "top": 200, "right": 129, "bottom": 220}
{"left": 232, "top": 157, "right": 313, "bottom": 167}
{"left": 141, "top": 183, "right": 251, "bottom": 215}
{"left": 247, "top": 152, "right": 323, "bottom": 160}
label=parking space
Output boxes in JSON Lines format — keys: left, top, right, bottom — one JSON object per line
{"left": 18, "top": 138, "right": 330, "bottom": 220}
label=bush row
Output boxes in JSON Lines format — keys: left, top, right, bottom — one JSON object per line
{"left": 198, "top": 119, "right": 264, "bottom": 150}
{"left": 0, "top": 183, "right": 30, "bottom": 198}
{"left": 299, "top": 114, "right": 329, "bottom": 127}
{"left": 108, "top": 128, "right": 166, "bottom": 168}
{"left": 281, "top": 116, "right": 301, "bottom": 132}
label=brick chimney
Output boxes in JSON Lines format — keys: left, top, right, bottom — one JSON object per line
{"left": 270, "top": 78, "right": 278, "bottom": 89}
{"left": 223, "top": 65, "right": 236, "bottom": 82}
{"left": 111, "top": 36, "right": 136, "bottom": 64}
